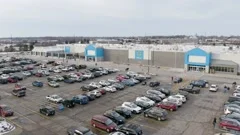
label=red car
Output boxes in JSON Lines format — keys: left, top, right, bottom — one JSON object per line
{"left": 75, "top": 72, "right": 83, "bottom": 76}
{"left": 219, "top": 119, "right": 240, "bottom": 131}
{"left": 91, "top": 115, "right": 117, "bottom": 132}
{"left": 14, "top": 83, "right": 26, "bottom": 90}
{"left": 98, "top": 89, "right": 106, "bottom": 95}
{"left": 0, "top": 105, "right": 14, "bottom": 117}
{"left": 7, "top": 77, "right": 18, "bottom": 83}
{"left": 35, "top": 73, "right": 43, "bottom": 77}
{"left": 156, "top": 102, "right": 177, "bottom": 111}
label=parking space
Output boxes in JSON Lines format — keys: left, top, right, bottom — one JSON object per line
{"left": 1, "top": 55, "right": 240, "bottom": 135}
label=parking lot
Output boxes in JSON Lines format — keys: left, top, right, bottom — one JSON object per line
{"left": 1, "top": 55, "right": 240, "bottom": 135}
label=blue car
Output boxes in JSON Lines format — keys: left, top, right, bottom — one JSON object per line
{"left": 72, "top": 95, "right": 89, "bottom": 104}
{"left": 32, "top": 81, "right": 43, "bottom": 87}
{"left": 122, "top": 79, "right": 135, "bottom": 86}
{"left": 64, "top": 78, "right": 75, "bottom": 84}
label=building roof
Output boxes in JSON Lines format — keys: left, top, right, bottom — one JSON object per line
{"left": 211, "top": 59, "right": 238, "bottom": 66}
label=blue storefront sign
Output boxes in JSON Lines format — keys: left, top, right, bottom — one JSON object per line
{"left": 64, "top": 46, "right": 70, "bottom": 53}
{"left": 135, "top": 50, "right": 144, "bottom": 60}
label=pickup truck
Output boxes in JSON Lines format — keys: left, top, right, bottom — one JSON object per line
{"left": 179, "top": 85, "right": 200, "bottom": 94}
{"left": 46, "top": 95, "right": 63, "bottom": 103}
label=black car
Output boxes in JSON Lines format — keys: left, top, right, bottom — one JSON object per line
{"left": 149, "top": 81, "right": 160, "bottom": 87}
{"left": 39, "top": 106, "right": 55, "bottom": 116}
{"left": 81, "top": 85, "right": 96, "bottom": 91}
{"left": 134, "top": 76, "right": 146, "bottom": 82}
{"left": 64, "top": 78, "right": 75, "bottom": 84}
{"left": 114, "top": 106, "right": 132, "bottom": 119}
{"left": 173, "top": 77, "right": 183, "bottom": 83}
{"left": 93, "top": 72, "right": 102, "bottom": 77}
{"left": 155, "top": 87, "right": 170, "bottom": 96}
{"left": 82, "top": 93, "right": 96, "bottom": 101}
{"left": 46, "top": 61, "right": 55, "bottom": 64}
{"left": 144, "top": 94, "right": 162, "bottom": 103}
{"left": 78, "top": 64, "right": 87, "bottom": 69}
{"left": 134, "top": 101, "right": 152, "bottom": 110}
{"left": 61, "top": 99, "right": 75, "bottom": 108}
{"left": 116, "top": 123, "right": 142, "bottom": 135}
{"left": 104, "top": 110, "right": 126, "bottom": 125}
{"left": 11, "top": 76, "right": 23, "bottom": 81}
{"left": 179, "top": 85, "right": 200, "bottom": 94}
{"left": 0, "top": 79, "right": 8, "bottom": 84}
{"left": 190, "top": 80, "right": 206, "bottom": 88}
{"left": 67, "top": 126, "right": 96, "bottom": 135}
{"left": 112, "top": 83, "right": 125, "bottom": 90}
{"left": 144, "top": 107, "right": 168, "bottom": 121}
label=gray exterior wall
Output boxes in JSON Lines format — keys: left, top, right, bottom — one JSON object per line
{"left": 128, "top": 59, "right": 149, "bottom": 65}
{"left": 104, "top": 49, "right": 129, "bottom": 64}
{"left": 152, "top": 51, "right": 184, "bottom": 68}
{"left": 210, "top": 64, "right": 238, "bottom": 75}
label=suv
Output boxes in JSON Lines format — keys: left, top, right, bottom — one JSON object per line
{"left": 91, "top": 115, "right": 117, "bottom": 133}
{"left": 144, "top": 107, "right": 168, "bottom": 121}
{"left": 61, "top": 99, "right": 75, "bottom": 108}
{"left": 103, "top": 110, "right": 126, "bottom": 125}
{"left": 122, "top": 102, "right": 142, "bottom": 114}
{"left": 72, "top": 95, "right": 89, "bottom": 105}
{"left": 149, "top": 81, "right": 160, "bottom": 87}
{"left": 12, "top": 89, "right": 26, "bottom": 97}
{"left": 114, "top": 106, "right": 132, "bottom": 119}
{"left": 179, "top": 85, "right": 200, "bottom": 94}
{"left": 116, "top": 123, "right": 142, "bottom": 135}
{"left": 39, "top": 106, "right": 55, "bottom": 116}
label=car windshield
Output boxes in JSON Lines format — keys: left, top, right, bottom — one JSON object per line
{"left": 105, "top": 119, "right": 113, "bottom": 125}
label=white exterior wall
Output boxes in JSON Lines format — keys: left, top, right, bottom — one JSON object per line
{"left": 212, "top": 53, "right": 240, "bottom": 71}
{"left": 128, "top": 49, "right": 135, "bottom": 59}
{"left": 143, "top": 50, "right": 151, "bottom": 60}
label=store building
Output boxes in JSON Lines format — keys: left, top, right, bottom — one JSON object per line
{"left": 84, "top": 44, "right": 104, "bottom": 62}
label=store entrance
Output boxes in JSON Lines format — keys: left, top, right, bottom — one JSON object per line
{"left": 188, "top": 65, "right": 205, "bottom": 72}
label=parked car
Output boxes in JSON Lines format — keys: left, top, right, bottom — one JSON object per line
{"left": 121, "top": 79, "right": 135, "bottom": 86}
{"left": 228, "top": 96, "right": 240, "bottom": 103}
{"left": 91, "top": 115, "right": 117, "bottom": 133}
{"left": 48, "top": 81, "right": 60, "bottom": 87}
{"left": 144, "top": 107, "right": 168, "bottom": 121}
{"left": 156, "top": 102, "right": 178, "bottom": 111}
{"left": 7, "top": 77, "right": 17, "bottom": 83}
{"left": 209, "top": 84, "right": 218, "bottom": 92}
{"left": 179, "top": 85, "right": 200, "bottom": 94}
{"left": 89, "top": 90, "right": 102, "bottom": 98}
{"left": 55, "top": 75, "right": 64, "bottom": 81}
{"left": 136, "top": 97, "right": 155, "bottom": 106}
{"left": 219, "top": 118, "right": 240, "bottom": 131}
{"left": 111, "top": 83, "right": 125, "bottom": 90}
{"left": 108, "top": 78, "right": 120, "bottom": 84}
{"left": 190, "top": 80, "right": 206, "bottom": 88}
{"left": 11, "top": 75, "right": 23, "bottom": 81}
{"left": 162, "top": 98, "right": 182, "bottom": 107}
{"left": 173, "top": 77, "right": 183, "bottom": 83}
{"left": 1, "top": 74, "right": 9, "bottom": 79}
{"left": 134, "top": 75, "right": 147, "bottom": 82}
{"left": 64, "top": 78, "right": 75, "bottom": 84}
{"left": 89, "top": 82, "right": 102, "bottom": 89}
{"left": 98, "top": 89, "right": 107, "bottom": 95}
{"left": 109, "top": 132, "right": 126, "bottom": 135}
{"left": 168, "top": 95, "right": 186, "bottom": 103}
{"left": 0, "top": 79, "right": 8, "bottom": 84}
{"left": 155, "top": 87, "right": 171, "bottom": 96}
{"left": 53, "top": 69, "right": 61, "bottom": 73}
{"left": 83, "top": 73, "right": 94, "bottom": 79}
{"left": 81, "top": 85, "right": 96, "bottom": 91}
{"left": 99, "top": 80, "right": 111, "bottom": 86}
{"left": 149, "top": 81, "right": 160, "bottom": 87}
{"left": 134, "top": 100, "right": 152, "bottom": 110}
{"left": 72, "top": 95, "right": 89, "bottom": 105}
{"left": 46, "top": 94, "right": 63, "bottom": 103}
{"left": 67, "top": 126, "right": 96, "bottom": 135}
{"left": 104, "top": 110, "right": 126, "bottom": 125}
{"left": 116, "top": 123, "right": 142, "bottom": 135}
{"left": 126, "top": 71, "right": 138, "bottom": 77}
{"left": 144, "top": 94, "right": 162, "bottom": 103}
{"left": 32, "top": 81, "right": 43, "bottom": 87}
{"left": 122, "top": 102, "right": 142, "bottom": 114}
{"left": 129, "top": 78, "right": 140, "bottom": 84}
{"left": 39, "top": 106, "right": 55, "bottom": 116}
{"left": 224, "top": 105, "right": 240, "bottom": 114}
{"left": 12, "top": 89, "right": 26, "bottom": 97}
{"left": 220, "top": 112, "right": 240, "bottom": 122}
{"left": 114, "top": 106, "right": 132, "bottom": 119}
{"left": 103, "top": 86, "right": 117, "bottom": 93}
{"left": 61, "top": 99, "right": 75, "bottom": 108}
{"left": 14, "top": 83, "right": 26, "bottom": 90}
{"left": 35, "top": 72, "right": 43, "bottom": 77}
{"left": 146, "top": 90, "right": 166, "bottom": 99}
{"left": 0, "top": 105, "right": 14, "bottom": 117}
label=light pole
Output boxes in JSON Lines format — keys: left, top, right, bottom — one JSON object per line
{"left": 148, "top": 46, "right": 150, "bottom": 74}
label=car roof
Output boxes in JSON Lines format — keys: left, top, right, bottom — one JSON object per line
{"left": 92, "top": 115, "right": 108, "bottom": 121}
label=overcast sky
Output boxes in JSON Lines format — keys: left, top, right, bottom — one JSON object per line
{"left": 0, "top": 0, "right": 240, "bottom": 37}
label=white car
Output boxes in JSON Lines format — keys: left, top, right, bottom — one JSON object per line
{"left": 103, "top": 86, "right": 117, "bottom": 93}
{"left": 68, "top": 66, "right": 75, "bottom": 71}
{"left": 233, "top": 93, "right": 240, "bottom": 97}
{"left": 41, "top": 70, "right": 50, "bottom": 76}
{"left": 146, "top": 90, "right": 166, "bottom": 99}
{"left": 61, "top": 67, "right": 69, "bottom": 72}
{"left": 209, "top": 84, "right": 218, "bottom": 92}
{"left": 68, "top": 73, "right": 78, "bottom": 78}
{"left": 107, "top": 78, "right": 120, "bottom": 83}
{"left": 99, "top": 80, "right": 111, "bottom": 86}
{"left": 136, "top": 97, "right": 155, "bottom": 106}
{"left": 163, "top": 98, "right": 183, "bottom": 107}
{"left": 22, "top": 71, "right": 31, "bottom": 76}
{"left": 129, "top": 78, "right": 140, "bottom": 84}
{"left": 89, "top": 90, "right": 102, "bottom": 98}
{"left": 55, "top": 75, "right": 64, "bottom": 81}
{"left": 168, "top": 95, "right": 186, "bottom": 103}
{"left": 126, "top": 71, "right": 138, "bottom": 77}
{"left": 53, "top": 69, "right": 61, "bottom": 73}
{"left": 224, "top": 106, "right": 240, "bottom": 114}
{"left": 89, "top": 82, "right": 102, "bottom": 88}
{"left": 83, "top": 73, "right": 94, "bottom": 79}
{"left": 1, "top": 74, "right": 9, "bottom": 79}
{"left": 0, "top": 117, "right": 15, "bottom": 134}
{"left": 109, "top": 132, "right": 126, "bottom": 135}
{"left": 46, "top": 94, "right": 63, "bottom": 103}
{"left": 122, "top": 102, "right": 142, "bottom": 114}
